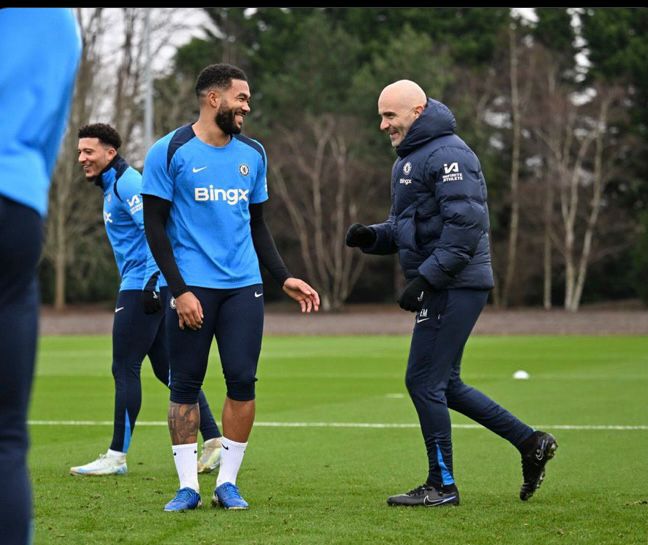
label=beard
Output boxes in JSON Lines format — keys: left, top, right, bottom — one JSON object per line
{"left": 214, "top": 105, "right": 242, "bottom": 135}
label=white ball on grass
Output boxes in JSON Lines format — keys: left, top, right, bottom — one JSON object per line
{"left": 513, "top": 370, "right": 530, "bottom": 380}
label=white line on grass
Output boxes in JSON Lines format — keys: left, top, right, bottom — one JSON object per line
{"left": 27, "top": 420, "right": 648, "bottom": 431}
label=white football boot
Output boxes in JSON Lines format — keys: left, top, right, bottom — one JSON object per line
{"left": 70, "top": 451, "right": 127, "bottom": 476}
{"left": 197, "top": 437, "right": 222, "bottom": 474}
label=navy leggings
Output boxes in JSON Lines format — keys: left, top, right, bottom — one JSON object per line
{"left": 0, "top": 197, "right": 42, "bottom": 545}
{"left": 167, "top": 284, "right": 264, "bottom": 404}
{"left": 110, "top": 289, "right": 220, "bottom": 452}
{"left": 405, "top": 288, "right": 534, "bottom": 488}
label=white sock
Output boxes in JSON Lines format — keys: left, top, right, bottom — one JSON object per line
{"left": 106, "top": 449, "right": 125, "bottom": 460}
{"left": 172, "top": 443, "right": 199, "bottom": 492}
{"left": 216, "top": 437, "right": 247, "bottom": 487}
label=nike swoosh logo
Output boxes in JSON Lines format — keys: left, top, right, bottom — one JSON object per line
{"left": 192, "top": 166, "right": 207, "bottom": 173}
{"left": 115, "top": 307, "right": 124, "bottom": 313}
{"left": 416, "top": 317, "right": 430, "bottom": 323}
{"left": 416, "top": 291, "right": 425, "bottom": 302}
{"left": 423, "top": 494, "right": 457, "bottom": 506}
{"left": 254, "top": 291, "right": 263, "bottom": 298}
{"left": 222, "top": 444, "right": 229, "bottom": 450}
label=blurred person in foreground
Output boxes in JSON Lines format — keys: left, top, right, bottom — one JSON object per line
{"left": 0, "top": 8, "right": 82, "bottom": 544}
{"left": 70, "top": 123, "right": 223, "bottom": 477}
{"left": 345, "top": 79, "right": 557, "bottom": 507}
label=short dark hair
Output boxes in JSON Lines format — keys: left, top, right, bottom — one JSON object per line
{"left": 78, "top": 123, "right": 122, "bottom": 150}
{"left": 195, "top": 63, "right": 247, "bottom": 97}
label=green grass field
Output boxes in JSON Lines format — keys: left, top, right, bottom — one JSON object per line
{"left": 29, "top": 335, "right": 648, "bottom": 545}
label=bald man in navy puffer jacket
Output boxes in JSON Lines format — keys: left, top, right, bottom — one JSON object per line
{"left": 346, "top": 80, "right": 557, "bottom": 508}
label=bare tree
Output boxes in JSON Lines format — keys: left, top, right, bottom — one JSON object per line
{"left": 101, "top": 8, "right": 203, "bottom": 163}
{"left": 534, "top": 48, "right": 562, "bottom": 310}
{"left": 501, "top": 20, "right": 523, "bottom": 308}
{"left": 543, "top": 155, "right": 555, "bottom": 310}
{"left": 44, "top": 8, "right": 106, "bottom": 310}
{"left": 268, "top": 114, "right": 378, "bottom": 311}
{"left": 113, "top": 9, "right": 144, "bottom": 143}
{"left": 484, "top": 18, "right": 539, "bottom": 308}
{"left": 532, "top": 73, "right": 627, "bottom": 311}
{"left": 43, "top": 8, "right": 204, "bottom": 309}
{"left": 569, "top": 85, "right": 626, "bottom": 309}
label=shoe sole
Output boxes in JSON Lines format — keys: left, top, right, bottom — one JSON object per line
{"left": 69, "top": 468, "right": 127, "bottom": 476}
{"left": 211, "top": 495, "right": 248, "bottom": 510}
{"left": 387, "top": 499, "right": 459, "bottom": 507}
{"left": 164, "top": 500, "right": 202, "bottom": 512}
{"left": 520, "top": 438, "right": 558, "bottom": 501}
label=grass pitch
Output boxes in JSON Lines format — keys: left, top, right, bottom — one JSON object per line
{"left": 29, "top": 335, "right": 648, "bottom": 544}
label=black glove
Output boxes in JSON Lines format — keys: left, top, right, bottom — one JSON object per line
{"left": 141, "top": 289, "right": 162, "bottom": 314}
{"left": 397, "top": 276, "right": 433, "bottom": 312}
{"left": 345, "top": 223, "right": 376, "bottom": 247}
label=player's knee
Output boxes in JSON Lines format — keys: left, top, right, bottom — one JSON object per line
{"left": 445, "top": 379, "right": 467, "bottom": 402}
{"left": 405, "top": 370, "right": 424, "bottom": 394}
{"left": 112, "top": 359, "right": 141, "bottom": 379}
{"left": 151, "top": 366, "right": 169, "bottom": 386}
{"left": 0, "top": 409, "right": 28, "bottom": 456}
{"left": 169, "top": 378, "right": 202, "bottom": 405}
{"left": 225, "top": 377, "right": 257, "bottom": 401}
{"left": 148, "top": 352, "right": 171, "bottom": 385}
{"left": 405, "top": 371, "right": 446, "bottom": 403}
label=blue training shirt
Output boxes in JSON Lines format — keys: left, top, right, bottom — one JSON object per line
{"left": 142, "top": 124, "right": 269, "bottom": 289}
{"left": 0, "top": 8, "right": 82, "bottom": 217}
{"left": 101, "top": 157, "right": 162, "bottom": 291}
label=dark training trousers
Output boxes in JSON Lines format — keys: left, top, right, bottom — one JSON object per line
{"left": 0, "top": 197, "right": 43, "bottom": 545}
{"left": 405, "top": 288, "right": 534, "bottom": 489}
{"left": 167, "top": 284, "right": 264, "bottom": 405}
{"left": 110, "top": 289, "right": 220, "bottom": 453}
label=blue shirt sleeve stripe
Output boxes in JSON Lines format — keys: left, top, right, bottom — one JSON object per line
{"left": 167, "top": 124, "right": 196, "bottom": 171}
{"left": 234, "top": 134, "right": 266, "bottom": 167}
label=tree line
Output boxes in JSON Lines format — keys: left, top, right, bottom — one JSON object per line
{"left": 41, "top": 7, "right": 648, "bottom": 312}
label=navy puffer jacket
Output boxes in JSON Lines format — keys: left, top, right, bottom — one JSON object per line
{"left": 363, "top": 98, "right": 494, "bottom": 290}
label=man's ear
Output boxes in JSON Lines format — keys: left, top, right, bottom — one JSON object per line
{"left": 208, "top": 89, "right": 221, "bottom": 108}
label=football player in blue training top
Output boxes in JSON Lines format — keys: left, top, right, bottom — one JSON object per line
{"left": 142, "top": 63, "right": 320, "bottom": 512}
{"left": 0, "top": 8, "right": 82, "bottom": 545}
{"left": 70, "top": 123, "right": 224, "bottom": 477}
{"left": 346, "top": 80, "right": 557, "bottom": 507}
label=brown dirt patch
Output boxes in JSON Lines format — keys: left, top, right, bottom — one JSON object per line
{"left": 39, "top": 302, "right": 648, "bottom": 336}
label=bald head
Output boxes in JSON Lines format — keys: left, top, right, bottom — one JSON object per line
{"left": 378, "top": 80, "right": 428, "bottom": 148}
{"left": 379, "top": 80, "right": 427, "bottom": 111}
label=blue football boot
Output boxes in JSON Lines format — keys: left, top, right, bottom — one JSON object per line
{"left": 164, "top": 487, "right": 202, "bottom": 512}
{"left": 212, "top": 482, "right": 249, "bottom": 510}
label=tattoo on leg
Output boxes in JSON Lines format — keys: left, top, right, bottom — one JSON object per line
{"left": 168, "top": 402, "right": 199, "bottom": 444}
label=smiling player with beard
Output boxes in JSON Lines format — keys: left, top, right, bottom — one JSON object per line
{"left": 142, "top": 63, "right": 320, "bottom": 512}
